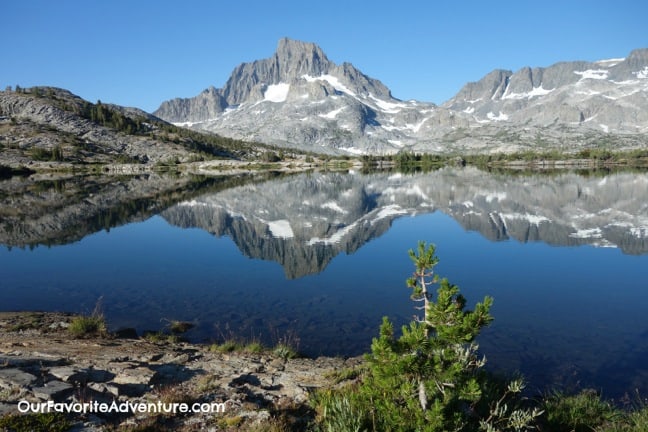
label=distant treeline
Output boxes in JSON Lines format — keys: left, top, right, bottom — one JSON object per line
{"left": 78, "top": 100, "right": 243, "bottom": 159}
{"left": 362, "top": 148, "right": 648, "bottom": 172}
{"left": 464, "top": 148, "right": 648, "bottom": 165}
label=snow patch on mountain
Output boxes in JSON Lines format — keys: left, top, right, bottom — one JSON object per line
{"left": 500, "top": 213, "right": 550, "bottom": 226}
{"left": 635, "top": 67, "right": 648, "bottom": 79}
{"left": 574, "top": 69, "right": 609, "bottom": 80}
{"left": 306, "top": 221, "right": 358, "bottom": 246}
{"left": 340, "top": 147, "right": 365, "bottom": 155}
{"left": 407, "top": 118, "right": 429, "bottom": 133}
{"left": 368, "top": 95, "right": 408, "bottom": 113}
{"left": 502, "top": 85, "right": 554, "bottom": 100}
{"left": 374, "top": 204, "right": 407, "bottom": 221}
{"left": 319, "top": 107, "right": 345, "bottom": 119}
{"left": 485, "top": 192, "right": 507, "bottom": 203}
{"left": 487, "top": 111, "right": 509, "bottom": 121}
{"left": 302, "top": 74, "right": 355, "bottom": 96}
{"left": 596, "top": 57, "right": 625, "bottom": 67}
{"left": 630, "top": 227, "right": 648, "bottom": 238}
{"left": 263, "top": 83, "right": 290, "bottom": 103}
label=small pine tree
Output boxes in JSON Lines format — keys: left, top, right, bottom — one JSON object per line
{"left": 361, "top": 241, "right": 493, "bottom": 430}
{"left": 356, "top": 242, "right": 541, "bottom": 431}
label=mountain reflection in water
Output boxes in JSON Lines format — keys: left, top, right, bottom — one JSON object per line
{"left": 162, "top": 168, "right": 648, "bottom": 278}
{"left": 1, "top": 167, "right": 647, "bottom": 398}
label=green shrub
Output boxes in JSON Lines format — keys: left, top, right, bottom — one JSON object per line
{"left": 542, "top": 390, "right": 621, "bottom": 432}
{"left": 68, "top": 299, "right": 107, "bottom": 338}
{"left": 314, "top": 390, "right": 368, "bottom": 432}
{"left": 0, "top": 412, "right": 70, "bottom": 432}
{"left": 29, "top": 147, "right": 53, "bottom": 161}
{"left": 143, "top": 331, "right": 180, "bottom": 344}
{"left": 626, "top": 405, "right": 648, "bottom": 431}
{"left": 326, "top": 367, "right": 360, "bottom": 384}
{"left": 244, "top": 341, "right": 265, "bottom": 353}
{"left": 68, "top": 314, "right": 106, "bottom": 337}
{"left": 273, "top": 343, "right": 298, "bottom": 359}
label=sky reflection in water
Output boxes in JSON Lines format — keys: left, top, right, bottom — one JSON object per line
{"left": 1, "top": 170, "right": 647, "bottom": 398}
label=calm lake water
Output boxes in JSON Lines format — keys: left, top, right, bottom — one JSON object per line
{"left": 1, "top": 167, "right": 647, "bottom": 398}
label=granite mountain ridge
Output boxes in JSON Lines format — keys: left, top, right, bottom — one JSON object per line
{"left": 154, "top": 39, "right": 648, "bottom": 155}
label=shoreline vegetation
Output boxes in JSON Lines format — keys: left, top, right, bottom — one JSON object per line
{"left": 3, "top": 147, "right": 648, "bottom": 180}
{"left": 361, "top": 148, "right": 648, "bottom": 170}
{"left": 2, "top": 312, "right": 648, "bottom": 431}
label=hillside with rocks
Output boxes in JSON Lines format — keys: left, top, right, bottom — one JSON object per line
{"left": 445, "top": 49, "right": 648, "bottom": 133}
{"left": 0, "top": 87, "right": 270, "bottom": 170}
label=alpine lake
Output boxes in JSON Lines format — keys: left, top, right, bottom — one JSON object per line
{"left": 1, "top": 165, "right": 647, "bottom": 399}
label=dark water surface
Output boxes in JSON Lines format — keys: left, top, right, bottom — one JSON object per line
{"left": 1, "top": 168, "right": 647, "bottom": 397}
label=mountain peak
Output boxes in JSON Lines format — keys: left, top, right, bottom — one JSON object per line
{"left": 273, "top": 37, "right": 331, "bottom": 80}
{"left": 216, "top": 38, "right": 333, "bottom": 105}
{"left": 275, "top": 38, "right": 327, "bottom": 61}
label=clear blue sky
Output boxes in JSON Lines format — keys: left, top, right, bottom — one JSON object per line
{"left": 2, "top": 1, "right": 647, "bottom": 113}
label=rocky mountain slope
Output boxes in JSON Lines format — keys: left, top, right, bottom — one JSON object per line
{"left": 155, "top": 39, "right": 648, "bottom": 155}
{"left": 0, "top": 87, "right": 263, "bottom": 169}
{"left": 444, "top": 49, "right": 648, "bottom": 135}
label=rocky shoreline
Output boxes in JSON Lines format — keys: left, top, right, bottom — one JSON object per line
{"left": 0, "top": 312, "right": 361, "bottom": 431}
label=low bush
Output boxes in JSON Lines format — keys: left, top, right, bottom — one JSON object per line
{"left": 68, "top": 301, "right": 107, "bottom": 338}
{"left": 542, "top": 389, "right": 620, "bottom": 431}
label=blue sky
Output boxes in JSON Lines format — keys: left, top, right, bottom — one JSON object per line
{"left": 2, "top": 1, "right": 647, "bottom": 113}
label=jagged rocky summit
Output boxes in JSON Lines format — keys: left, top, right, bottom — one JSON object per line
{"left": 154, "top": 38, "right": 457, "bottom": 154}
{"left": 154, "top": 39, "right": 648, "bottom": 155}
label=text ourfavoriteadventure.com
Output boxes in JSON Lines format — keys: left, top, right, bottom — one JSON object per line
{"left": 18, "top": 400, "right": 227, "bottom": 415}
